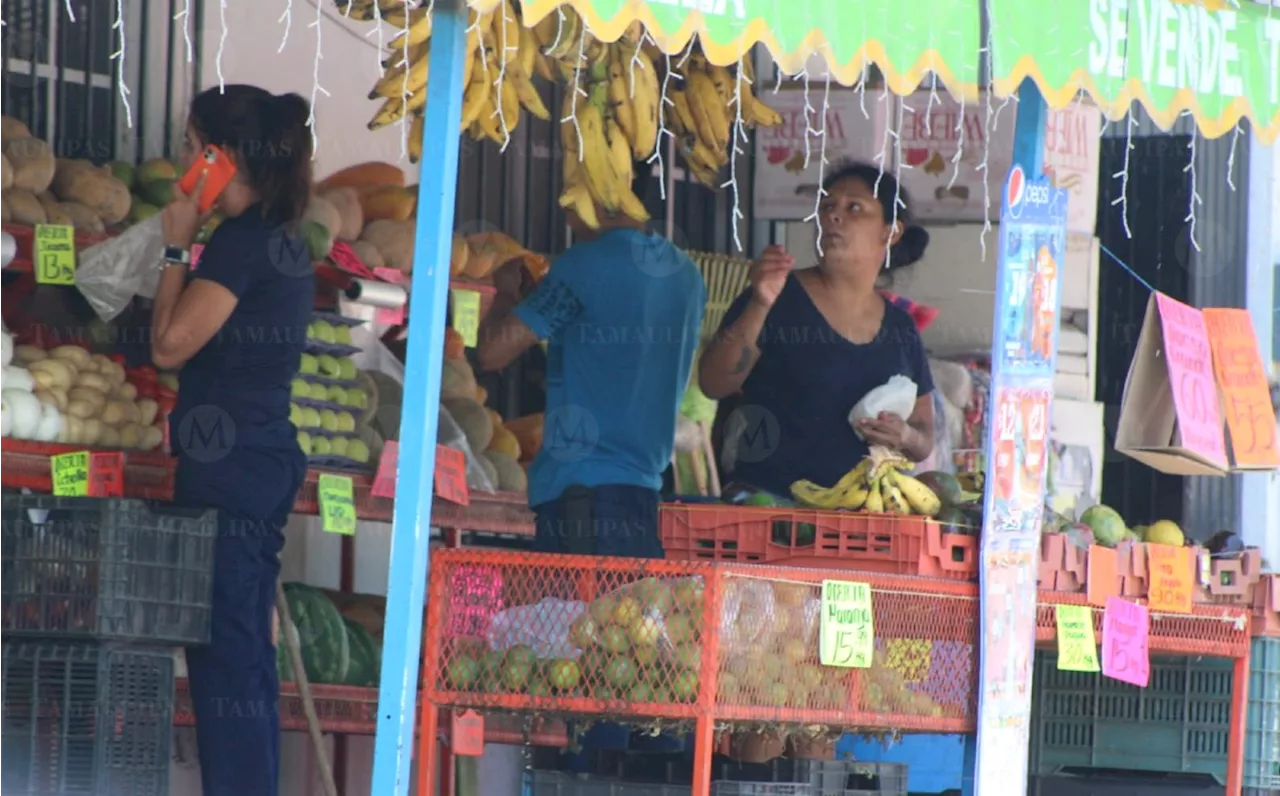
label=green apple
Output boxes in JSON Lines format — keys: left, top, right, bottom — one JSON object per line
{"left": 308, "top": 382, "right": 328, "bottom": 401}
{"left": 338, "top": 357, "right": 358, "bottom": 380}
{"left": 327, "top": 385, "right": 347, "bottom": 404}
{"left": 300, "top": 407, "right": 322, "bottom": 428}
{"left": 291, "top": 378, "right": 310, "bottom": 398}
{"left": 290, "top": 403, "right": 304, "bottom": 426}
{"left": 320, "top": 409, "right": 339, "bottom": 432}
{"left": 313, "top": 322, "right": 336, "bottom": 344}
{"left": 307, "top": 322, "right": 320, "bottom": 340}
{"left": 312, "top": 436, "right": 332, "bottom": 456}
{"left": 330, "top": 436, "right": 350, "bottom": 457}
{"left": 348, "top": 389, "right": 367, "bottom": 409}
{"left": 336, "top": 411, "right": 356, "bottom": 433}
{"left": 346, "top": 438, "right": 371, "bottom": 464}
{"left": 317, "top": 354, "right": 342, "bottom": 378}
{"left": 299, "top": 353, "right": 319, "bottom": 375}
{"left": 297, "top": 431, "right": 312, "bottom": 455}
{"left": 334, "top": 325, "right": 352, "bottom": 345}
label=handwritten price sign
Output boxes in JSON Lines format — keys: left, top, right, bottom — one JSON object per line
{"left": 820, "top": 580, "right": 874, "bottom": 668}
{"left": 317, "top": 473, "right": 356, "bottom": 535}
{"left": 51, "top": 451, "right": 123, "bottom": 497}
{"left": 451, "top": 289, "right": 482, "bottom": 348}
{"left": 1202, "top": 308, "right": 1280, "bottom": 470}
{"left": 1146, "top": 544, "right": 1193, "bottom": 614}
{"left": 1102, "top": 596, "right": 1150, "bottom": 687}
{"left": 1054, "top": 604, "right": 1099, "bottom": 672}
{"left": 1155, "top": 294, "right": 1227, "bottom": 467}
{"left": 34, "top": 224, "right": 76, "bottom": 285}
{"left": 434, "top": 445, "right": 470, "bottom": 505}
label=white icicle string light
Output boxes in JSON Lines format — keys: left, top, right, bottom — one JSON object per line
{"left": 544, "top": 7, "right": 567, "bottom": 60}
{"left": 1184, "top": 119, "right": 1201, "bottom": 252}
{"left": 277, "top": 0, "right": 293, "bottom": 53}
{"left": 887, "top": 91, "right": 909, "bottom": 270}
{"left": 111, "top": 0, "right": 134, "bottom": 128}
{"left": 976, "top": 88, "right": 998, "bottom": 261}
{"left": 174, "top": 0, "right": 193, "bottom": 63}
{"left": 923, "top": 73, "right": 940, "bottom": 136}
{"left": 216, "top": 0, "right": 228, "bottom": 92}
{"left": 306, "top": 0, "right": 330, "bottom": 155}
{"left": 721, "top": 53, "right": 748, "bottom": 252}
{"left": 1109, "top": 110, "right": 1136, "bottom": 238}
{"left": 799, "top": 67, "right": 814, "bottom": 170}
{"left": 492, "top": 0, "right": 518, "bottom": 151}
{"left": 647, "top": 50, "right": 675, "bottom": 200}
{"left": 627, "top": 34, "right": 646, "bottom": 99}
{"left": 397, "top": 2, "right": 415, "bottom": 161}
{"left": 947, "top": 88, "right": 966, "bottom": 190}
{"left": 857, "top": 57, "right": 869, "bottom": 120}
{"left": 1226, "top": 121, "right": 1241, "bottom": 192}
{"left": 873, "top": 79, "right": 891, "bottom": 197}
{"left": 62, "top": 0, "right": 76, "bottom": 23}
{"left": 364, "top": 1, "right": 387, "bottom": 79}
{"left": 560, "top": 20, "right": 590, "bottom": 164}
{"left": 804, "top": 69, "right": 832, "bottom": 257}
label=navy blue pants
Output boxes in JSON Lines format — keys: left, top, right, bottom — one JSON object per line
{"left": 176, "top": 447, "right": 306, "bottom": 796}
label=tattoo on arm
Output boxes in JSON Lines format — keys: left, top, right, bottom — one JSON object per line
{"left": 730, "top": 345, "right": 754, "bottom": 375}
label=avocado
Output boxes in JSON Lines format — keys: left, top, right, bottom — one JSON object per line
{"left": 916, "top": 471, "right": 963, "bottom": 506}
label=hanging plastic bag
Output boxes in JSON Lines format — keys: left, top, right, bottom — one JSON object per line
{"left": 75, "top": 215, "right": 164, "bottom": 321}
{"left": 848, "top": 374, "right": 918, "bottom": 439}
{"left": 437, "top": 403, "right": 497, "bottom": 493}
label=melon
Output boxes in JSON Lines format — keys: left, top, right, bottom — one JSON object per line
{"left": 1079, "top": 504, "right": 1127, "bottom": 548}
{"left": 283, "top": 583, "right": 350, "bottom": 684}
{"left": 483, "top": 449, "right": 527, "bottom": 492}
{"left": 1144, "top": 520, "right": 1185, "bottom": 547}
{"left": 443, "top": 396, "right": 493, "bottom": 453}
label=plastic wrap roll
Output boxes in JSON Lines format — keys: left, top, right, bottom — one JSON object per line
{"left": 343, "top": 278, "right": 407, "bottom": 309}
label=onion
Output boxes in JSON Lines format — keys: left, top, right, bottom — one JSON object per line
{"left": 34, "top": 402, "right": 62, "bottom": 442}
{"left": 1, "top": 331, "right": 12, "bottom": 368}
{"left": 2, "top": 366, "right": 34, "bottom": 393}
{"left": 3, "top": 389, "right": 42, "bottom": 439}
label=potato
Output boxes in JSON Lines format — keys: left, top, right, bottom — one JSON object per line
{"left": 98, "top": 425, "right": 121, "bottom": 448}
{"left": 66, "top": 400, "right": 99, "bottom": 420}
{"left": 57, "top": 169, "right": 131, "bottom": 224}
{"left": 33, "top": 388, "right": 68, "bottom": 412}
{"left": 1, "top": 115, "right": 32, "bottom": 141}
{"left": 113, "top": 383, "right": 137, "bottom": 402}
{"left": 139, "top": 425, "right": 164, "bottom": 451}
{"left": 319, "top": 187, "right": 364, "bottom": 241}
{"left": 7, "top": 189, "right": 47, "bottom": 225}
{"left": 3, "top": 137, "right": 55, "bottom": 193}
{"left": 14, "top": 346, "right": 47, "bottom": 365}
{"left": 360, "top": 219, "right": 415, "bottom": 273}
{"left": 67, "top": 387, "right": 106, "bottom": 412}
{"left": 28, "top": 359, "right": 76, "bottom": 391}
{"left": 79, "top": 418, "right": 103, "bottom": 446}
{"left": 136, "top": 398, "right": 159, "bottom": 427}
{"left": 118, "top": 423, "right": 143, "bottom": 449}
{"left": 73, "top": 372, "right": 110, "bottom": 393}
{"left": 49, "top": 345, "right": 91, "bottom": 369}
{"left": 61, "top": 415, "right": 84, "bottom": 444}
{"left": 102, "top": 362, "right": 126, "bottom": 387}
{"left": 1, "top": 153, "right": 12, "bottom": 190}
{"left": 59, "top": 201, "right": 106, "bottom": 234}
{"left": 102, "top": 401, "right": 135, "bottom": 426}
{"left": 348, "top": 239, "right": 385, "bottom": 269}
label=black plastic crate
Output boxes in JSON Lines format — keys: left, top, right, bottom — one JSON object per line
{"left": 1, "top": 495, "right": 216, "bottom": 645}
{"left": 1, "top": 641, "right": 174, "bottom": 796}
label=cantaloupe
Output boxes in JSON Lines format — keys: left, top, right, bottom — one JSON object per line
{"left": 483, "top": 449, "right": 527, "bottom": 492}
{"left": 320, "top": 187, "right": 364, "bottom": 241}
{"left": 360, "top": 219, "right": 415, "bottom": 273}
{"left": 441, "top": 358, "right": 477, "bottom": 400}
{"left": 476, "top": 452, "right": 499, "bottom": 490}
{"left": 487, "top": 424, "right": 521, "bottom": 460}
{"left": 358, "top": 185, "right": 415, "bottom": 223}
{"left": 4, "top": 137, "right": 55, "bottom": 193}
{"left": 317, "top": 161, "right": 405, "bottom": 194}
{"left": 348, "top": 240, "right": 385, "bottom": 270}
{"left": 442, "top": 396, "right": 493, "bottom": 453}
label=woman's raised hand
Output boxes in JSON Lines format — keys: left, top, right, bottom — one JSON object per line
{"left": 750, "top": 244, "right": 793, "bottom": 309}
{"left": 161, "top": 172, "right": 212, "bottom": 250}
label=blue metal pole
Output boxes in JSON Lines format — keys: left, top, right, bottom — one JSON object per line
{"left": 368, "top": 0, "right": 468, "bottom": 792}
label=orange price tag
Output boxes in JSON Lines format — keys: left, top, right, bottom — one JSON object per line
{"left": 434, "top": 445, "right": 470, "bottom": 505}
{"left": 451, "top": 710, "right": 485, "bottom": 757}
{"left": 1086, "top": 546, "right": 1119, "bottom": 607}
{"left": 371, "top": 440, "right": 398, "bottom": 499}
{"left": 88, "top": 452, "right": 124, "bottom": 497}
{"left": 1146, "top": 545, "right": 1193, "bottom": 614}
{"left": 1202, "top": 308, "right": 1280, "bottom": 469}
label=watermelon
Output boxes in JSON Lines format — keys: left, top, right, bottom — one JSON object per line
{"left": 343, "top": 618, "right": 381, "bottom": 687}
{"left": 283, "top": 583, "right": 350, "bottom": 684}
{"left": 277, "top": 620, "right": 295, "bottom": 683}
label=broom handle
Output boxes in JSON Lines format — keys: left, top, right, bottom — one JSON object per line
{"left": 276, "top": 581, "right": 339, "bottom": 796}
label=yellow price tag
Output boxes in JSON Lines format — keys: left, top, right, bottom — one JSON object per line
{"left": 819, "top": 579, "right": 874, "bottom": 668}
{"left": 50, "top": 451, "right": 90, "bottom": 496}
{"left": 34, "top": 224, "right": 77, "bottom": 285}
{"left": 1055, "top": 604, "right": 1100, "bottom": 672}
{"left": 451, "top": 288, "right": 481, "bottom": 348}
{"left": 317, "top": 473, "right": 356, "bottom": 535}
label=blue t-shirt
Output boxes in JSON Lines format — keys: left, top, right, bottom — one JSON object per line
{"left": 514, "top": 228, "right": 705, "bottom": 507}
{"left": 719, "top": 276, "right": 935, "bottom": 497}
{"left": 170, "top": 206, "right": 315, "bottom": 461}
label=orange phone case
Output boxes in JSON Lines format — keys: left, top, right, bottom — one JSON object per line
{"left": 179, "top": 146, "right": 237, "bottom": 212}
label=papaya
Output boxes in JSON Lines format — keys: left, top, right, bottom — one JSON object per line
{"left": 358, "top": 184, "right": 416, "bottom": 223}
{"left": 444, "top": 327, "right": 466, "bottom": 360}
{"left": 317, "top": 161, "right": 405, "bottom": 193}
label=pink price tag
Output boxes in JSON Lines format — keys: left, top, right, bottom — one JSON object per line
{"left": 190, "top": 244, "right": 204, "bottom": 272}
{"left": 446, "top": 565, "right": 503, "bottom": 639}
{"left": 371, "top": 440, "right": 398, "bottom": 499}
{"left": 1101, "top": 596, "right": 1150, "bottom": 687}
{"left": 1155, "top": 293, "right": 1227, "bottom": 466}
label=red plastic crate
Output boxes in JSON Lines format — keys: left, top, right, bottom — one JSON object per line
{"left": 1194, "top": 548, "right": 1263, "bottom": 606}
{"left": 658, "top": 504, "right": 977, "bottom": 580}
{"left": 1253, "top": 575, "right": 1280, "bottom": 637}
{"left": 1037, "top": 534, "right": 1086, "bottom": 592}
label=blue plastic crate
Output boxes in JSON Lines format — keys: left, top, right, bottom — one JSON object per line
{"left": 1030, "top": 651, "right": 1233, "bottom": 782}
{"left": 1245, "top": 637, "right": 1280, "bottom": 791}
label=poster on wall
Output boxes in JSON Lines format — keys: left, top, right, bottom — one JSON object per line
{"left": 894, "top": 91, "right": 1100, "bottom": 232}
{"left": 751, "top": 88, "right": 885, "bottom": 220}
{"left": 973, "top": 166, "right": 1068, "bottom": 796}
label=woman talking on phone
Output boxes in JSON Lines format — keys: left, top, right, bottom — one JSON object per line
{"left": 153, "top": 84, "right": 314, "bottom": 795}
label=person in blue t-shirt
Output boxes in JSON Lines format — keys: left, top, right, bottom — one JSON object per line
{"left": 700, "top": 162, "right": 935, "bottom": 498}
{"left": 477, "top": 206, "right": 705, "bottom": 558}
{"left": 151, "top": 85, "right": 314, "bottom": 796}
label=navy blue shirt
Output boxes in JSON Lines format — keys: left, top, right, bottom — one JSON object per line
{"left": 170, "top": 206, "right": 314, "bottom": 462}
{"left": 719, "top": 275, "right": 934, "bottom": 497}
{"left": 514, "top": 228, "right": 705, "bottom": 507}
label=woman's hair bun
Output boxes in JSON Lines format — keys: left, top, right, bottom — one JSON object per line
{"left": 273, "top": 92, "right": 310, "bottom": 126}
{"left": 889, "top": 225, "right": 930, "bottom": 270}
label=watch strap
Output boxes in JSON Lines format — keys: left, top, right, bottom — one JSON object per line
{"left": 163, "top": 245, "right": 191, "bottom": 265}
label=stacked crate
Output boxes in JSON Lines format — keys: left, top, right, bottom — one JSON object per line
{"left": 1, "top": 494, "right": 216, "bottom": 796}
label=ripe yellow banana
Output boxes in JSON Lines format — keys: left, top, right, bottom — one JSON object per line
{"left": 534, "top": 52, "right": 556, "bottom": 82}
{"left": 685, "top": 69, "right": 729, "bottom": 152}
{"left": 381, "top": 41, "right": 428, "bottom": 70}
{"left": 604, "top": 116, "right": 634, "bottom": 195}
{"left": 498, "top": 72, "right": 521, "bottom": 137}
{"left": 706, "top": 64, "right": 735, "bottom": 106}
{"left": 368, "top": 88, "right": 426, "bottom": 131}
{"left": 459, "top": 52, "right": 492, "bottom": 131}
{"left": 627, "top": 46, "right": 660, "bottom": 159}
{"left": 607, "top": 47, "right": 636, "bottom": 150}
{"left": 790, "top": 480, "right": 847, "bottom": 510}
{"left": 511, "top": 67, "right": 550, "bottom": 120}
{"left": 388, "top": 12, "right": 431, "bottom": 50}
{"left": 617, "top": 188, "right": 650, "bottom": 223}
{"left": 559, "top": 179, "right": 600, "bottom": 230}
{"left": 882, "top": 479, "right": 912, "bottom": 515}
{"left": 381, "top": 5, "right": 428, "bottom": 29}
{"left": 543, "top": 8, "right": 582, "bottom": 60}
{"left": 889, "top": 471, "right": 942, "bottom": 517}
{"left": 496, "top": 0, "right": 521, "bottom": 67}
{"left": 577, "top": 101, "right": 619, "bottom": 212}
{"left": 745, "top": 93, "right": 783, "bottom": 127}
{"left": 370, "top": 49, "right": 428, "bottom": 98}
{"left": 668, "top": 90, "right": 697, "bottom": 136}
{"left": 838, "top": 477, "right": 871, "bottom": 510}
{"left": 864, "top": 477, "right": 885, "bottom": 513}
{"left": 408, "top": 111, "right": 424, "bottom": 163}
{"left": 517, "top": 24, "right": 538, "bottom": 82}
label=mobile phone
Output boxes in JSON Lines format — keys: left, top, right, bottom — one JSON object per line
{"left": 178, "top": 145, "right": 237, "bottom": 213}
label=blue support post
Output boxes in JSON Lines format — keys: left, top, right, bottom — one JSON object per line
{"left": 368, "top": 1, "right": 469, "bottom": 793}
{"left": 966, "top": 76, "right": 1051, "bottom": 796}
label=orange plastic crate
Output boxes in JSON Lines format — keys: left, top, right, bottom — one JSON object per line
{"left": 659, "top": 504, "right": 976, "bottom": 581}
{"left": 1254, "top": 575, "right": 1280, "bottom": 638}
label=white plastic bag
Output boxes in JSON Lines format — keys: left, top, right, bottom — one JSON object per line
{"left": 849, "top": 374, "right": 918, "bottom": 439}
{"left": 76, "top": 215, "right": 165, "bottom": 321}
{"left": 437, "top": 404, "right": 497, "bottom": 493}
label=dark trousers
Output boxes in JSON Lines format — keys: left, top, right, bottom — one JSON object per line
{"left": 176, "top": 449, "right": 305, "bottom": 796}
{"left": 532, "top": 484, "right": 662, "bottom": 559}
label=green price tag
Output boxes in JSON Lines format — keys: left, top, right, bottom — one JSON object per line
{"left": 1055, "top": 604, "right": 1100, "bottom": 672}
{"left": 50, "top": 451, "right": 90, "bottom": 496}
{"left": 451, "top": 288, "right": 481, "bottom": 348}
{"left": 33, "top": 224, "right": 77, "bottom": 285}
{"left": 819, "top": 579, "right": 874, "bottom": 668}
{"left": 317, "top": 473, "right": 356, "bottom": 535}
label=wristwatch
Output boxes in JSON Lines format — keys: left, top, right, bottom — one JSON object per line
{"left": 163, "top": 245, "right": 191, "bottom": 268}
